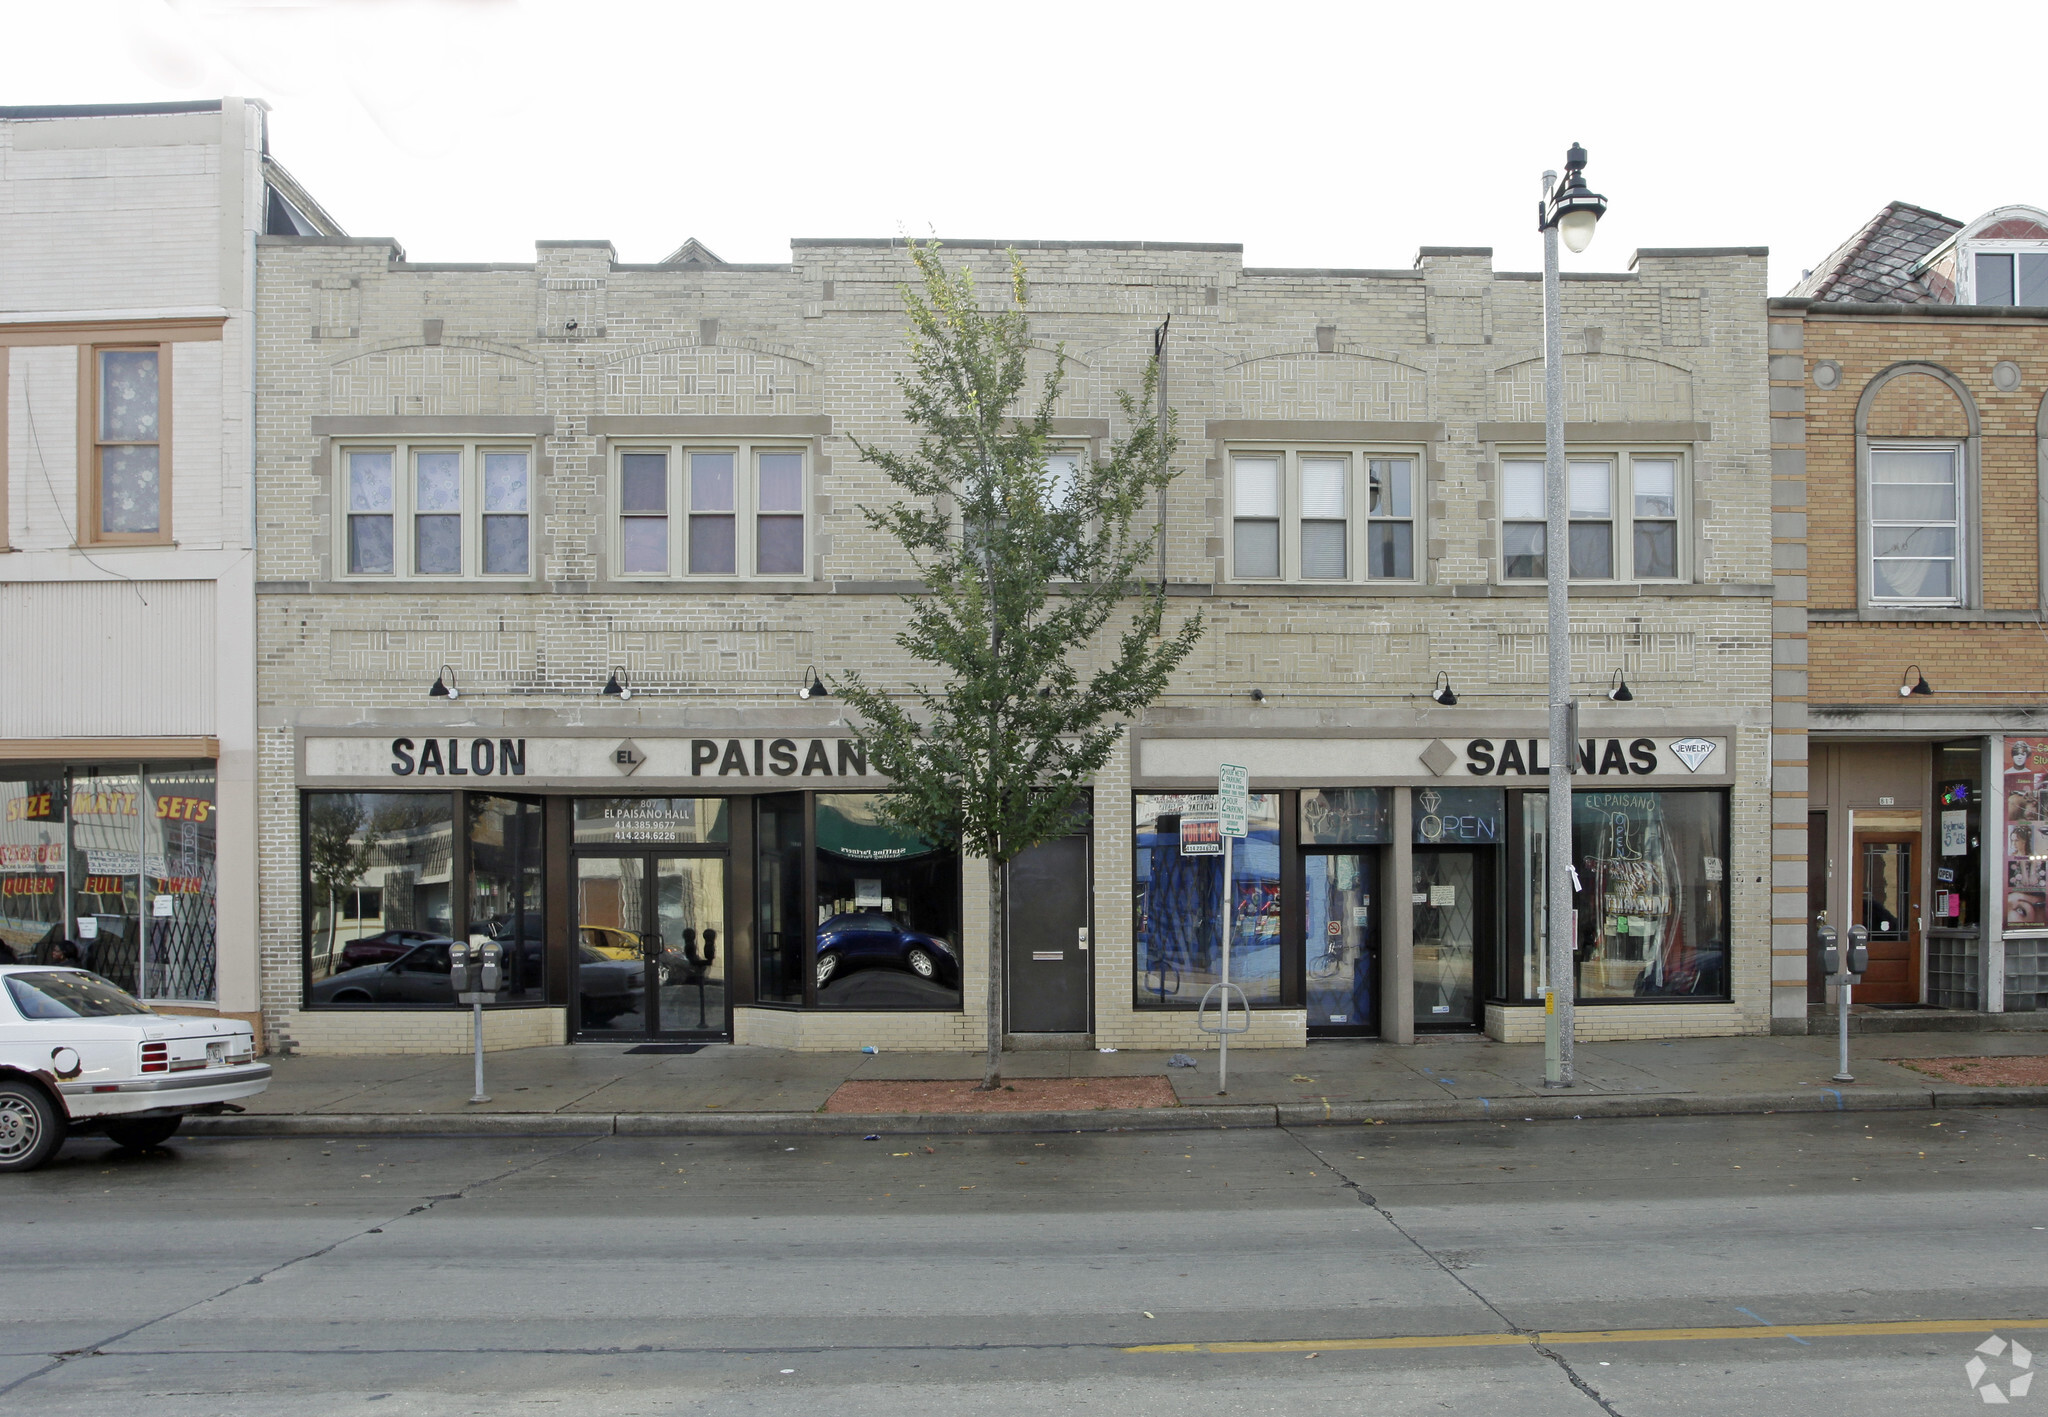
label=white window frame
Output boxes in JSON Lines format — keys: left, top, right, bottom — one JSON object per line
{"left": 334, "top": 441, "right": 536, "bottom": 581}
{"left": 1223, "top": 444, "right": 1423, "bottom": 585}
{"left": 1961, "top": 241, "right": 2048, "bottom": 306}
{"left": 1496, "top": 446, "right": 1691, "bottom": 585}
{"left": 609, "top": 439, "right": 811, "bottom": 581}
{"left": 1866, "top": 439, "right": 1966, "bottom": 608}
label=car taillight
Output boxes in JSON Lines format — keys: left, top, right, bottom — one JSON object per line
{"left": 141, "top": 1042, "right": 169, "bottom": 1074}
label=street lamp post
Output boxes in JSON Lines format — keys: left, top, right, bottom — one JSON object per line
{"left": 1538, "top": 144, "right": 1607, "bottom": 1089}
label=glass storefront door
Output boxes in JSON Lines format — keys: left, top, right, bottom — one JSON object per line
{"left": 1304, "top": 849, "right": 1376, "bottom": 1034}
{"left": 574, "top": 854, "right": 727, "bottom": 1038}
{"left": 1413, "top": 848, "right": 1487, "bottom": 1029}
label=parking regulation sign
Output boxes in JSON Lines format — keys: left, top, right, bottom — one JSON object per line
{"left": 1218, "top": 763, "right": 1249, "bottom": 839}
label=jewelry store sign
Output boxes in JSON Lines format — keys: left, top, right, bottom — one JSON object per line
{"left": 1138, "top": 735, "right": 1728, "bottom": 784}
{"left": 302, "top": 735, "right": 880, "bottom": 785}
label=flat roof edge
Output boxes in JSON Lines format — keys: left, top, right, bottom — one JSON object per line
{"left": 0, "top": 100, "right": 224, "bottom": 119}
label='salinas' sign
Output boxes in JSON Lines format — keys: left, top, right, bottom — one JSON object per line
{"left": 1462, "top": 736, "right": 1717, "bottom": 777}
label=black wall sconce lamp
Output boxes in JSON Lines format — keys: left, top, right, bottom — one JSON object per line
{"left": 1431, "top": 671, "right": 1459, "bottom": 706}
{"left": 1900, "top": 664, "right": 1933, "bottom": 697}
{"left": 798, "top": 665, "right": 830, "bottom": 701}
{"left": 602, "top": 667, "right": 633, "bottom": 700}
{"left": 1608, "top": 669, "right": 1635, "bottom": 702}
{"left": 427, "top": 665, "right": 459, "bottom": 700}
{"left": 1250, "top": 688, "right": 1266, "bottom": 703}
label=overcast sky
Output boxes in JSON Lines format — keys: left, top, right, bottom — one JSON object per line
{"left": 6, "top": 0, "right": 2043, "bottom": 293}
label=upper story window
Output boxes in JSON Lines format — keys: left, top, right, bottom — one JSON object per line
{"left": 613, "top": 441, "right": 809, "bottom": 579}
{"left": 340, "top": 443, "right": 533, "bottom": 579}
{"left": 1868, "top": 443, "right": 1962, "bottom": 604}
{"left": 86, "top": 346, "right": 169, "bottom": 544}
{"left": 1972, "top": 249, "right": 2048, "bottom": 306}
{"left": 1226, "top": 447, "right": 1419, "bottom": 584}
{"left": 1500, "top": 451, "right": 1685, "bottom": 583}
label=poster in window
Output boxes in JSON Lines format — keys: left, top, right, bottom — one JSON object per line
{"left": 2004, "top": 737, "right": 2048, "bottom": 930}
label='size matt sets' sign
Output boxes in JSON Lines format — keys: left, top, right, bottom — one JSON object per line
{"left": 379, "top": 737, "right": 870, "bottom": 780}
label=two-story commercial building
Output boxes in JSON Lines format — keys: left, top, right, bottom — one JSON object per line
{"left": 0, "top": 99, "right": 340, "bottom": 1043}
{"left": 1773, "top": 203, "right": 2048, "bottom": 1025}
{"left": 252, "top": 227, "right": 1775, "bottom": 1055}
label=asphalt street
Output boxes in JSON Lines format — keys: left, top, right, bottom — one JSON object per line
{"left": 4, "top": 1109, "right": 2046, "bottom": 1415}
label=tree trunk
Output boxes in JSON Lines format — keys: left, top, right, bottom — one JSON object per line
{"left": 981, "top": 854, "right": 1004, "bottom": 1090}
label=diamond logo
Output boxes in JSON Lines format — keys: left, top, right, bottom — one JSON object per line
{"left": 1967, "top": 1334, "right": 2034, "bottom": 1403}
{"left": 1419, "top": 739, "right": 1459, "bottom": 777}
{"left": 1669, "top": 737, "right": 1717, "bottom": 774}
{"left": 611, "top": 739, "right": 646, "bottom": 776}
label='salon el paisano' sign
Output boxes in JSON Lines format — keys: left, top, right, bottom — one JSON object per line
{"left": 300, "top": 736, "right": 877, "bottom": 784}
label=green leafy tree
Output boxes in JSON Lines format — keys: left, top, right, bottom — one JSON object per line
{"left": 837, "top": 243, "right": 1203, "bottom": 1088}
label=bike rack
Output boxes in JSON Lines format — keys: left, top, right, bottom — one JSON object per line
{"left": 1196, "top": 981, "right": 1250, "bottom": 1093}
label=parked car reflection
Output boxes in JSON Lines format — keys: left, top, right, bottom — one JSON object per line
{"left": 307, "top": 939, "right": 458, "bottom": 1005}
{"left": 815, "top": 913, "right": 958, "bottom": 991}
{"left": 575, "top": 944, "right": 644, "bottom": 1028}
{"left": 337, "top": 928, "right": 446, "bottom": 973}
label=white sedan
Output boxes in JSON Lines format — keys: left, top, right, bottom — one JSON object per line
{"left": 0, "top": 964, "right": 270, "bottom": 1172}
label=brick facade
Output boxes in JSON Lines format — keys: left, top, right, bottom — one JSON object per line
{"left": 256, "top": 234, "right": 1775, "bottom": 1054}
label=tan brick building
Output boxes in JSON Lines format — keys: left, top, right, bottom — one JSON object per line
{"left": 253, "top": 226, "right": 1776, "bottom": 1055}
{"left": 1773, "top": 203, "right": 2048, "bottom": 1025}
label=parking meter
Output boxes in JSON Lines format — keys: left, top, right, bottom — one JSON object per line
{"left": 1846, "top": 923, "right": 1869, "bottom": 979}
{"left": 449, "top": 941, "right": 474, "bottom": 994}
{"left": 1816, "top": 920, "right": 1839, "bottom": 978}
{"left": 477, "top": 941, "right": 504, "bottom": 994}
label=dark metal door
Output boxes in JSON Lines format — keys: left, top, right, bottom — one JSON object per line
{"left": 1006, "top": 834, "right": 1091, "bottom": 1033}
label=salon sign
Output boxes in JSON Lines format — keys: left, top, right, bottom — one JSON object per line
{"left": 300, "top": 735, "right": 883, "bottom": 787}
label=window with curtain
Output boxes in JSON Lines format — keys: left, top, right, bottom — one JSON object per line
{"left": 338, "top": 443, "right": 536, "bottom": 580}
{"left": 1502, "top": 451, "right": 1688, "bottom": 582}
{"left": 614, "top": 441, "right": 810, "bottom": 580}
{"left": 1227, "top": 447, "right": 1422, "bottom": 584}
{"left": 1868, "top": 444, "right": 1962, "bottom": 604}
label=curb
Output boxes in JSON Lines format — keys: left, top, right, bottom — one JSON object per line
{"left": 172, "top": 1085, "right": 2048, "bottom": 1139}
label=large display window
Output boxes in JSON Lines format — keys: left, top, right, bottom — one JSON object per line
{"left": 1133, "top": 792, "right": 1281, "bottom": 1008}
{"left": 1515, "top": 788, "right": 1730, "bottom": 1002}
{"left": 0, "top": 763, "right": 217, "bottom": 1003}
{"left": 304, "top": 792, "right": 466, "bottom": 1007}
{"left": 813, "top": 794, "right": 961, "bottom": 1009}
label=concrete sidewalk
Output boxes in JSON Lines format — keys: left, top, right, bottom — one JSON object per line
{"left": 179, "top": 1028, "right": 2048, "bottom": 1138}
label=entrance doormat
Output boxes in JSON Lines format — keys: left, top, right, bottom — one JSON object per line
{"left": 1890, "top": 1055, "right": 2048, "bottom": 1087}
{"left": 625, "top": 1044, "right": 710, "bottom": 1055}
{"left": 824, "top": 1076, "right": 1178, "bottom": 1113}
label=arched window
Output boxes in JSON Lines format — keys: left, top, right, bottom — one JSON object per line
{"left": 1853, "top": 363, "right": 1980, "bottom": 610}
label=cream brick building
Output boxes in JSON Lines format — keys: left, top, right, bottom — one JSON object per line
{"left": 253, "top": 227, "right": 1774, "bottom": 1055}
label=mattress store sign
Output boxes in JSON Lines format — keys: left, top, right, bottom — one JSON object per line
{"left": 301, "top": 735, "right": 881, "bottom": 786}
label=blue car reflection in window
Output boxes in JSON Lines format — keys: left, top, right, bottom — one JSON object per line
{"left": 814, "top": 912, "right": 960, "bottom": 1008}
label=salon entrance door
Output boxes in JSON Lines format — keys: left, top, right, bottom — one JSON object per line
{"left": 573, "top": 855, "right": 729, "bottom": 1039}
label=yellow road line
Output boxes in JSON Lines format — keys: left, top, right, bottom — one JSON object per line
{"left": 1124, "top": 1317, "right": 2048, "bottom": 1355}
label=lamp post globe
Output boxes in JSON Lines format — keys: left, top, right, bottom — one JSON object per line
{"left": 1559, "top": 207, "right": 1598, "bottom": 253}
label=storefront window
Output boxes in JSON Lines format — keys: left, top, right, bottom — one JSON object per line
{"left": 755, "top": 794, "right": 806, "bottom": 1005}
{"left": 572, "top": 797, "right": 729, "bottom": 846}
{"left": 1300, "top": 788, "right": 1390, "bottom": 844}
{"left": 469, "top": 795, "right": 544, "bottom": 1002}
{"left": 142, "top": 765, "right": 217, "bottom": 1001}
{"left": 69, "top": 768, "right": 142, "bottom": 996}
{"left": 304, "top": 793, "right": 456, "bottom": 1005}
{"left": 2002, "top": 737, "right": 2048, "bottom": 930}
{"left": 814, "top": 794, "right": 960, "bottom": 1009}
{"left": 0, "top": 777, "right": 66, "bottom": 965}
{"left": 1569, "top": 790, "right": 1728, "bottom": 1000}
{"left": 1133, "top": 792, "right": 1281, "bottom": 1008}
{"left": 1933, "top": 741, "right": 1982, "bottom": 930}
